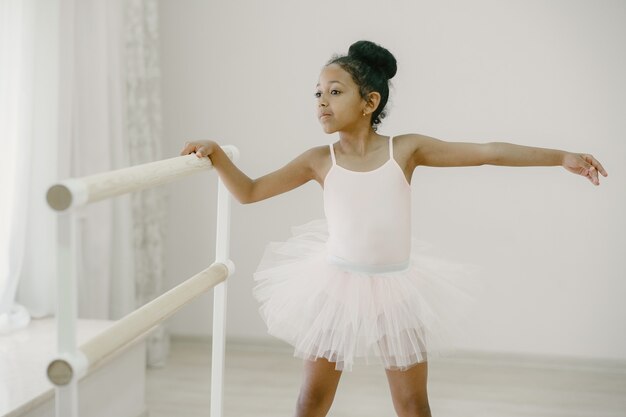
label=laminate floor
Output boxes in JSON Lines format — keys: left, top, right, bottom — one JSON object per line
{"left": 146, "top": 338, "right": 626, "bottom": 417}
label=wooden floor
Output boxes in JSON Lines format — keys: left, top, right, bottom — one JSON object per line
{"left": 146, "top": 338, "right": 626, "bottom": 417}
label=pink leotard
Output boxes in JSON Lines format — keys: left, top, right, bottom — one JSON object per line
{"left": 324, "top": 136, "right": 411, "bottom": 273}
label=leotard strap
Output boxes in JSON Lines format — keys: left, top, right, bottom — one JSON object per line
{"left": 389, "top": 135, "right": 395, "bottom": 161}
{"left": 329, "top": 144, "right": 337, "bottom": 165}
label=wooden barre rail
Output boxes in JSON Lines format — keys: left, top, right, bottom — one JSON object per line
{"left": 47, "top": 262, "right": 232, "bottom": 386}
{"left": 46, "top": 146, "right": 239, "bottom": 211}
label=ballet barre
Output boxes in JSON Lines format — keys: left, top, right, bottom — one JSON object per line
{"left": 47, "top": 148, "right": 239, "bottom": 211}
{"left": 46, "top": 146, "right": 239, "bottom": 417}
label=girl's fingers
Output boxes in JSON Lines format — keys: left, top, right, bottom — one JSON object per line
{"left": 180, "top": 142, "right": 206, "bottom": 158}
{"left": 592, "top": 159, "right": 608, "bottom": 177}
{"left": 584, "top": 154, "right": 608, "bottom": 177}
{"left": 573, "top": 153, "right": 605, "bottom": 185}
{"left": 180, "top": 142, "right": 195, "bottom": 155}
{"left": 588, "top": 166, "right": 599, "bottom": 185}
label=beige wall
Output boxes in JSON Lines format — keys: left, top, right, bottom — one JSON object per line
{"left": 158, "top": 0, "right": 626, "bottom": 360}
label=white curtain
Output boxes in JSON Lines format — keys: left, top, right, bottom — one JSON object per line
{"left": 15, "top": 0, "right": 134, "bottom": 321}
{"left": 72, "top": 0, "right": 168, "bottom": 366}
{"left": 125, "top": 0, "right": 168, "bottom": 366}
{"left": 65, "top": 0, "right": 168, "bottom": 365}
{"left": 0, "top": 0, "right": 35, "bottom": 333}
{"left": 2, "top": 0, "right": 168, "bottom": 365}
{"left": 16, "top": 0, "right": 65, "bottom": 321}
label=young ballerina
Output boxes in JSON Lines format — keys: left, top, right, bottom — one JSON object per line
{"left": 181, "top": 40, "right": 607, "bottom": 417}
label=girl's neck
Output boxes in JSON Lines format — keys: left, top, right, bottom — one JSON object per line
{"left": 337, "top": 129, "right": 384, "bottom": 156}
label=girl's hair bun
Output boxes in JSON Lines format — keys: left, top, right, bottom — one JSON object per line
{"left": 348, "top": 40, "right": 397, "bottom": 80}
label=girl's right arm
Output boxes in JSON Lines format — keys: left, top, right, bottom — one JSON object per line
{"left": 180, "top": 140, "right": 320, "bottom": 204}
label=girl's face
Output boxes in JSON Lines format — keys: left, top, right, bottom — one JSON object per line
{"left": 315, "top": 64, "right": 367, "bottom": 134}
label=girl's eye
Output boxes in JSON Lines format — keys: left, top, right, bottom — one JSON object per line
{"left": 314, "top": 90, "right": 340, "bottom": 98}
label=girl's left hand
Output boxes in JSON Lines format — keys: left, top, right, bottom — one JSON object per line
{"left": 562, "top": 152, "right": 608, "bottom": 185}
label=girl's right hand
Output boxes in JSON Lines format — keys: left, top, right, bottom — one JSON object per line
{"left": 180, "top": 140, "right": 217, "bottom": 158}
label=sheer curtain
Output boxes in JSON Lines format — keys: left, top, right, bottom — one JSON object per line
{"left": 59, "top": 0, "right": 168, "bottom": 365}
{"left": 0, "top": 0, "right": 36, "bottom": 333}
{"left": 1, "top": 0, "right": 168, "bottom": 365}
{"left": 125, "top": 0, "right": 168, "bottom": 366}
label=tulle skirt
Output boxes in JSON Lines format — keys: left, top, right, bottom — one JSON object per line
{"left": 253, "top": 219, "right": 481, "bottom": 371}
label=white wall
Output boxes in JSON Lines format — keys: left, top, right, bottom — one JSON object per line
{"left": 158, "top": 0, "right": 626, "bottom": 361}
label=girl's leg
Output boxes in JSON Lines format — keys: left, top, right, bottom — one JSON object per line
{"left": 294, "top": 357, "right": 343, "bottom": 417}
{"left": 385, "top": 361, "right": 431, "bottom": 417}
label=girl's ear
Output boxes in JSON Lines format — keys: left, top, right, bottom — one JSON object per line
{"left": 364, "top": 91, "right": 381, "bottom": 115}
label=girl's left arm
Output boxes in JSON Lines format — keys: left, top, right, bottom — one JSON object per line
{"left": 410, "top": 134, "right": 608, "bottom": 185}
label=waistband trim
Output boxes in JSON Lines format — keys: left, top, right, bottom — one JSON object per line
{"left": 327, "top": 255, "right": 410, "bottom": 274}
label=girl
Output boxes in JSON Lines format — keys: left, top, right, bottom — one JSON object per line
{"left": 181, "top": 40, "right": 607, "bottom": 417}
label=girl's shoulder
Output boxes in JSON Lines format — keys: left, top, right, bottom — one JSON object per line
{"left": 296, "top": 145, "right": 332, "bottom": 185}
{"left": 394, "top": 133, "right": 426, "bottom": 144}
{"left": 286, "top": 144, "right": 330, "bottom": 163}
{"left": 393, "top": 133, "right": 425, "bottom": 155}
{"left": 307, "top": 144, "right": 332, "bottom": 155}
{"left": 299, "top": 144, "right": 331, "bottom": 163}
{"left": 292, "top": 145, "right": 332, "bottom": 174}
{"left": 392, "top": 134, "right": 440, "bottom": 170}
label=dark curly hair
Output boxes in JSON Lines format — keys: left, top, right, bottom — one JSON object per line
{"left": 328, "top": 40, "right": 397, "bottom": 130}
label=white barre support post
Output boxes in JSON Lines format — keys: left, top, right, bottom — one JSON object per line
{"left": 211, "top": 176, "right": 233, "bottom": 417}
{"left": 55, "top": 212, "right": 80, "bottom": 417}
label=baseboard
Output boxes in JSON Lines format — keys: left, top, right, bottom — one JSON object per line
{"left": 172, "top": 334, "right": 294, "bottom": 353}
{"left": 439, "top": 349, "right": 626, "bottom": 374}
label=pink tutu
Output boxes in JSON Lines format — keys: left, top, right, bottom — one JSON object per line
{"left": 253, "top": 219, "right": 481, "bottom": 371}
